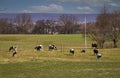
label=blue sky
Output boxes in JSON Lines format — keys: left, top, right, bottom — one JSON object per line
{"left": 0, "top": 0, "right": 120, "bottom": 14}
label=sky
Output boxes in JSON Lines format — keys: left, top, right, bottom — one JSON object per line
{"left": 0, "top": 0, "right": 120, "bottom": 14}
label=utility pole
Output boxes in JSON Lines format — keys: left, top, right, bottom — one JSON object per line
{"left": 84, "top": 16, "right": 87, "bottom": 48}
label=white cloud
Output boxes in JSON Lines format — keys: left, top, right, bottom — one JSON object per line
{"left": 108, "top": 3, "right": 119, "bottom": 7}
{"left": 83, "top": 0, "right": 112, "bottom": 7}
{"left": 30, "top": 4, "right": 63, "bottom": 13}
{"left": 52, "top": 0, "right": 81, "bottom": 2}
{"left": 52, "top": 0, "right": 111, "bottom": 3}
{"left": 53, "top": 0, "right": 113, "bottom": 6}
{"left": 21, "top": 10, "right": 32, "bottom": 13}
{"left": 77, "top": 6, "right": 94, "bottom": 13}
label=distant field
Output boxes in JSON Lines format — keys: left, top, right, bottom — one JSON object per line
{"left": 0, "top": 34, "right": 120, "bottom": 78}
{"left": 0, "top": 34, "right": 88, "bottom": 50}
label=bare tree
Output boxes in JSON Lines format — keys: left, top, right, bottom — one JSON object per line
{"left": 32, "top": 20, "right": 45, "bottom": 34}
{"left": 88, "top": 5, "right": 120, "bottom": 48}
{"left": 59, "top": 14, "right": 78, "bottom": 34}
{"left": 0, "top": 18, "right": 15, "bottom": 34}
{"left": 14, "top": 13, "right": 33, "bottom": 34}
{"left": 88, "top": 6, "right": 109, "bottom": 48}
{"left": 108, "top": 11, "right": 120, "bottom": 48}
{"left": 45, "top": 19, "right": 56, "bottom": 34}
{"left": 32, "top": 19, "right": 57, "bottom": 34}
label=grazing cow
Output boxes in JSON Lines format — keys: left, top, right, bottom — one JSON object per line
{"left": 35, "top": 45, "right": 43, "bottom": 51}
{"left": 92, "top": 43, "right": 97, "bottom": 48}
{"left": 9, "top": 46, "right": 17, "bottom": 57}
{"left": 96, "top": 53, "right": 102, "bottom": 59}
{"left": 81, "top": 49, "right": 85, "bottom": 53}
{"left": 9, "top": 46, "right": 15, "bottom": 52}
{"left": 49, "top": 44, "right": 57, "bottom": 51}
{"left": 70, "top": 48, "right": 74, "bottom": 55}
{"left": 93, "top": 49, "right": 98, "bottom": 55}
{"left": 12, "top": 46, "right": 17, "bottom": 57}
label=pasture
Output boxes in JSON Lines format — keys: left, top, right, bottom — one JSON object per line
{"left": 0, "top": 34, "right": 120, "bottom": 78}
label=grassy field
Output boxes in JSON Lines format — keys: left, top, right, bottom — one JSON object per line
{"left": 0, "top": 34, "right": 120, "bottom": 78}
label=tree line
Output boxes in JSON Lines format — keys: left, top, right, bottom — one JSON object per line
{"left": 0, "top": 13, "right": 81, "bottom": 34}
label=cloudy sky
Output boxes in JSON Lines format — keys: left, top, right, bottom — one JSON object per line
{"left": 0, "top": 0, "right": 120, "bottom": 14}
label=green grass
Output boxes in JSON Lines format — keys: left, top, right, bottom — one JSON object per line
{"left": 0, "top": 60, "right": 120, "bottom": 78}
{"left": 0, "top": 34, "right": 120, "bottom": 78}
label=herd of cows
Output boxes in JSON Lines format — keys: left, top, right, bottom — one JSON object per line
{"left": 9, "top": 43, "right": 102, "bottom": 59}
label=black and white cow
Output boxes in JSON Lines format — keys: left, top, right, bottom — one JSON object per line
{"left": 9, "top": 46, "right": 14, "bottom": 52}
{"left": 93, "top": 49, "right": 99, "bottom": 55}
{"left": 81, "top": 49, "right": 86, "bottom": 53}
{"left": 49, "top": 44, "right": 57, "bottom": 51}
{"left": 93, "top": 49, "right": 102, "bottom": 59}
{"left": 92, "top": 43, "right": 97, "bottom": 48}
{"left": 9, "top": 46, "right": 17, "bottom": 57}
{"left": 70, "top": 48, "right": 74, "bottom": 55}
{"left": 96, "top": 53, "right": 102, "bottom": 59}
{"left": 35, "top": 45, "right": 43, "bottom": 51}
